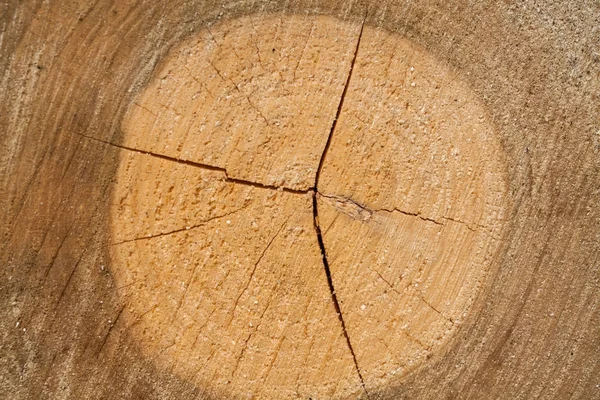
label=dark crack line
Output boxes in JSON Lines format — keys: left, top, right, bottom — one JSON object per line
{"left": 379, "top": 206, "right": 483, "bottom": 231}
{"left": 420, "top": 297, "right": 454, "bottom": 325}
{"left": 207, "top": 59, "right": 270, "bottom": 124}
{"left": 96, "top": 304, "right": 126, "bottom": 356}
{"left": 378, "top": 207, "right": 443, "bottom": 226}
{"left": 53, "top": 240, "right": 89, "bottom": 312}
{"left": 311, "top": 19, "right": 369, "bottom": 396}
{"left": 76, "top": 132, "right": 225, "bottom": 171}
{"left": 41, "top": 224, "right": 74, "bottom": 285}
{"left": 319, "top": 193, "right": 484, "bottom": 232}
{"left": 312, "top": 193, "right": 368, "bottom": 394}
{"left": 313, "top": 17, "right": 365, "bottom": 190}
{"left": 370, "top": 267, "right": 402, "bottom": 296}
{"left": 230, "top": 291, "right": 275, "bottom": 379}
{"left": 75, "top": 132, "right": 308, "bottom": 194}
{"left": 227, "top": 218, "right": 289, "bottom": 327}
{"left": 190, "top": 307, "right": 217, "bottom": 351}
{"left": 111, "top": 205, "right": 248, "bottom": 246}
{"left": 442, "top": 216, "right": 478, "bottom": 232}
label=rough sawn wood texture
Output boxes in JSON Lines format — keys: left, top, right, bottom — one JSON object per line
{"left": 1, "top": 1, "right": 599, "bottom": 399}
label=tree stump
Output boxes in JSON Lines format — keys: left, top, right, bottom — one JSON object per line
{"left": 1, "top": 1, "right": 599, "bottom": 399}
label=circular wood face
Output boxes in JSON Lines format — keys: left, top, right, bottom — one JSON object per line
{"left": 109, "top": 13, "right": 508, "bottom": 399}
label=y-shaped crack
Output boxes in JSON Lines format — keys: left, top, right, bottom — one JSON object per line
{"left": 311, "top": 17, "right": 369, "bottom": 397}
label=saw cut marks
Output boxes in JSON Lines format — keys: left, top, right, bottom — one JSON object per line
{"left": 109, "top": 13, "right": 508, "bottom": 399}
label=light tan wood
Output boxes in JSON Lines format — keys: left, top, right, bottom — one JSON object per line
{"left": 109, "top": 14, "right": 508, "bottom": 398}
{"left": 2, "top": 1, "right": 599, "bottom": 400}
{"left": 316, "top": 25, "right": 508, "bottom": 387}
{"left": 111, "top": 152, "right": 362, "bottom": 399}
{"left": 121, "top": 15, "right": 361, "bottom": 191}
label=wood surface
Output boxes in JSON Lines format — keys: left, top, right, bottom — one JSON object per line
{"left": 1, "top": 1, "right": 599, "bottom": 399}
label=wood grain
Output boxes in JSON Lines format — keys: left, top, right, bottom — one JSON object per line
{"left": 1, "top": 1, "right": 599, "bottom": 399}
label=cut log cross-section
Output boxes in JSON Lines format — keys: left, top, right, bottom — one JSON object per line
{"left": 106, "top": 14, "right": 508, "bottom": 399}
{"left": 4, "top": 2, "right": 600, "bottom": 400}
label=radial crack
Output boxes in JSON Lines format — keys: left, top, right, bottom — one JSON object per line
{"left": 369, "top": 266, "right": 402, "bottom": 296}
{"left": 230, "top": 291, "right": 275, "bottom": 379}
{"left": 311, "top": 17, "right": 369, "bottom": 396}
{"left": 378, "top": 205, "right": 481, "bottom": 232}
{"left": 420, "top": 297, "right": 454, "bottom": 324}
{"left": 377, "top": 206, "right": 444, "bottom": 226}
{"left": 76, "top": 132, "right": 308, "bottom": 194}
{"left": 76, "top": 132, "right": 225, "bottom": 171}
{"left": 207, "top": 59, "right": 270, "bottom": 124}
{"left": 312, "top": 192, "right": 368, "bottom": 395}
{"left": 228, "top": 218, "right": 289, "bottom": 327}
{"left": 111, "top": 205, "right": 249, "bottom": 246}
{"left": 316, "top": 190, "right": 479, "bottom": 231}
{"left": 313, "top": 19, "right": 364, "bottom": 189}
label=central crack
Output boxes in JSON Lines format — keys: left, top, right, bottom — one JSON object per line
{"left": 88, "top": 13, "right": 370, "bottom": 394}
{"left": 310, "top": 18, "right": 368, "bottom": 396}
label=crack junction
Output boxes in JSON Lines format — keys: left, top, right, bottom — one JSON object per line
{"left": 310, "top": 17, "right": 369, "bottom": 397}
